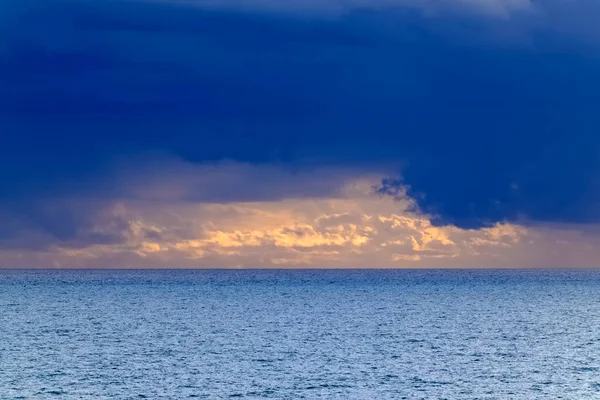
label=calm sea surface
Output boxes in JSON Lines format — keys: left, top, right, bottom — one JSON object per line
{"left": 1, "top": 269, "right": 600, "bottom": 399}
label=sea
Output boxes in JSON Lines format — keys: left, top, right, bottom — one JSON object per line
{"left": 1, "top": 269, "right": 600, "bottom": 399}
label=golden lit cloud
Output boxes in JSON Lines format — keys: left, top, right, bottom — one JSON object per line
{"left": 2, "top": 173, "right": 600, "bottom": 269}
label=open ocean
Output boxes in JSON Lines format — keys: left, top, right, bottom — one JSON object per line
{"left": 1, "top": 269, "right": 600, "bottom": 399}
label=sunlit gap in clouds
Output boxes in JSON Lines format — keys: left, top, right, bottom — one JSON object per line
{"left": 1, "top": 160, "right": 598, "bottom": 269}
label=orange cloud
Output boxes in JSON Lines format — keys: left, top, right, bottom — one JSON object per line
{"left": 4, "top": 176, "right": 600, "bottom": 269}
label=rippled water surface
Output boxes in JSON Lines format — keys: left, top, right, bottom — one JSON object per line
{"left": 2, "top": 269, "right": 600, "bottom": 399}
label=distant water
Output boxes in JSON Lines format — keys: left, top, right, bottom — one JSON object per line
{"left": 2, "top": 269, "right": 600, "bottom": 399}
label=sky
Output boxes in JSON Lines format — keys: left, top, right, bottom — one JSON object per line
{"left": 2, "top": 0, "right": 600, "bottom": 268}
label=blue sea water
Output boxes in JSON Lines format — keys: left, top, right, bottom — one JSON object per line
{"left": 1, "top": 269, "right": 600, "bottom": 399}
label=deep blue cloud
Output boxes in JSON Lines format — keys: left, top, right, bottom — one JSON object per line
{"left": 2, "top": 0, "right": 600, "bottom": 230}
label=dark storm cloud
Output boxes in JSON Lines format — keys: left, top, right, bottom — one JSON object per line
{"left": 2, "top": 0, "right": 600, "bottom": 232}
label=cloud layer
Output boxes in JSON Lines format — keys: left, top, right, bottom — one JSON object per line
{"left": 2, "top": 0, "right": 600, "bottom": 261}
{"left": 2, "top": 165, "right": 600, "bottom": 269}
